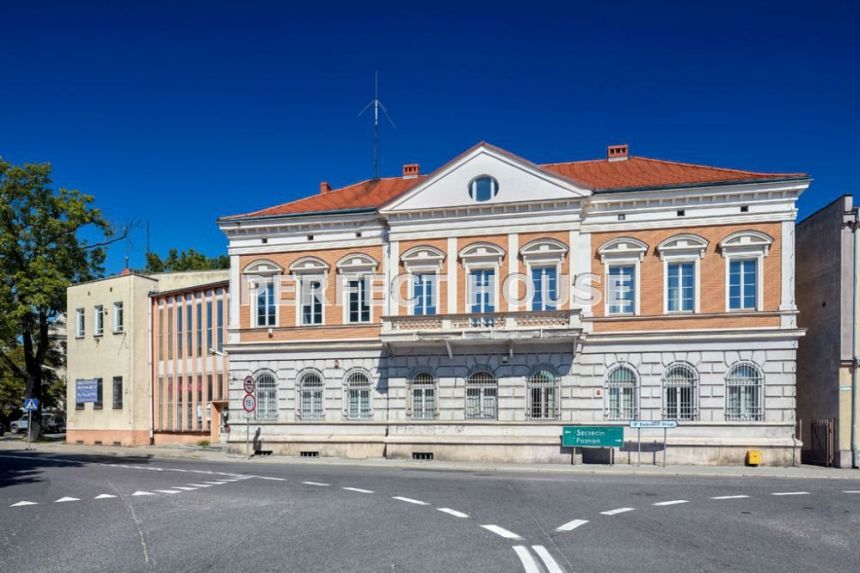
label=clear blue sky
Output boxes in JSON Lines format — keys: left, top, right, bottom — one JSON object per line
{"left": 1, "top": 1, "right": 857, "bottom": 273}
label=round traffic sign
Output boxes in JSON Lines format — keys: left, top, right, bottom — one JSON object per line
{"left": 243, "top": 375, "right": 255, "bottom": 394}
{"left": 242, "top": 394, "right": 257, "bottom": 413}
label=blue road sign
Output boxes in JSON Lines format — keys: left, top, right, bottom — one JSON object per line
{"left": 23, "top": 398, "right": 39, "bottom": 411}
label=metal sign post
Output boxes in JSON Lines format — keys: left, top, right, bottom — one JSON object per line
{"left": 23, "top": 398, "right": 39, "bottom": 451}
{"left": 242, "top": 382, "right": 256, "bottom": 456}
{"left": 629, "top": 420, "right": 678, "bottom": 466}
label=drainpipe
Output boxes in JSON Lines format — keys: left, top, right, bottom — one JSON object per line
{"left": 847, "top": 207, "right": 860, "bottom": 468}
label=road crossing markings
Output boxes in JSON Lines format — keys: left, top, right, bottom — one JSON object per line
{"left": 154, "top": 489, "right": 181, "bottom": 495}
{"left": 711, "top": 495, "right": 750, "bottom": 500}
{"left": 55, "top": 496, "right": 80, "bottom": 503}
{"left": 437, "top": 507, "right": 469, "bottom": 518}
{"left": 532, "top": 545, "right": 565, "bottom": 573}
{"left": 653, "top": 500, "right": 689, "bottom": 506}
{"left": 512, "top": 546, "right": 541, "bottom": 573}
{"left": 171, "top": 486, "right": 197, "bottom": 491}
{"left": 342, "top": 487, "right": 374, "bottom": 494}
{"left": 303, "top": 481, "right": 330, "bottom": 487}
{"left": 481, "top": 524, "right": 522, "bottom": 540}
{"left": 555, "top": 518, "right": 589, "bottom": 532}
{"left": 187, "top": 483, "right": 212, "bottom": 488}
{"left": 392, "top": 496, "right": 429, "bottom": 506}
{"left": 132, "top": 491, "right": 154, "bottom": 496}
{"left": 10, "top": 501, "right": 38, "bottom": 507}
{"left": 94, "top": 494, "right": 117, "bottom": 499}
{"left": 843, "top": 490, "right": 860, "bottom": 494}
{"left": 771, "top": 491, "right": 809, "bottom": 496}
{"left": 203, "top": 481, "right": 227, "bottom": 486}
{"left": 600, "top": 507, "right": 635, "bottom": 516}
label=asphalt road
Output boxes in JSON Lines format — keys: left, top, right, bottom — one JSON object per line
{"left": 1, "top": 449, "right": 859, "bottom": 572}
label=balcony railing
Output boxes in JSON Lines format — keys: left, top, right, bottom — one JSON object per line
{"left": 382, "top": 309, "right": 581, "bottom": 338}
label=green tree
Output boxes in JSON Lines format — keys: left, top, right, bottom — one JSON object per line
{"left": 0, "top": 158, "right": 112, "bottom": 438}
{"left": 143, "top": 248, "right": 229, "bottom": 273}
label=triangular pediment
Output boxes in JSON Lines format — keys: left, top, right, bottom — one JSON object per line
{"left": 381, "top": 143, "right": 591, "bottom": 213}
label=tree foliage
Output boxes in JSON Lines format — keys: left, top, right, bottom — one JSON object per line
{"left": 0, "top": 158, "right": 111, "bottom": 436}
{"left": 142, "top": 248, "right": 229, "bottom": 273}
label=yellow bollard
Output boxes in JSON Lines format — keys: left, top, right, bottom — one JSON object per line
{"left": 746, "top": 450, "right": 762, "bottom": 466}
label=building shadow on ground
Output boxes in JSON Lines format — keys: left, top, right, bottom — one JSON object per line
{"left": 0, "top": 448, "right": 158, "bottom": 490}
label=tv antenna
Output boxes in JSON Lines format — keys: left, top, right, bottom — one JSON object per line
{"left": 358, "top": 71, "right": 395, "bottom": 179}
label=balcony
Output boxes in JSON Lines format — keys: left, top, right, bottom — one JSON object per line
{"left": 381, "top": 309, "right": 583, "bottom": 352}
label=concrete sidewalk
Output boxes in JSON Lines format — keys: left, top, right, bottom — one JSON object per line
{"left": 4, "top": 439, "right": 859, "bottom": 480}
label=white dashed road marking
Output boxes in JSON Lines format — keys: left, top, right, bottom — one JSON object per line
{"left": 556, "top": 518, "right": 589, "bottom": 532}
{"left": 55, "top": 497, "right": 80, "bottom": 503}
{"left": 653, "top": 500, "right": 688, "bottom": 506}
{"left": 532, "top": 545, "right": 565, "bottom": 573}
{"left": 171, "top": 487, "right": 197, "bottom": 491}
{"left": 601, "top": 507, "right": 635, "bottom": 516}
{"left": 303, "top": 481, "right": 329, "bottom": 487}
{"left": 94, "top": 494, "right": 117, "bottom": 499}
{"left": 512, "top": 546, "right": 541, "bottom": 573}
{"left": 437, "top": 507, "right": 469, "bottom": 518}
{"left": 843, "top": 490, "right": 860, "bottom": 494}
{"left": 132, "top": 491, "right": 154, "bottom": 497}
{"left": 481, "top": 524, "right": 522, "bottom": 540}
{"left": 711, "top": 495, "right": 750, "bottom": 500}
{"left": 392, "top": 496, "right": 429, "bottom": 506}
{"left": 203, "top": 481, "right": 226, "bottom": 486}
{"left": 187, "top": 483, "right": 212, "bottom": 488}
{"left": 154, "top": 489, "right": 181, "bottom": 495}
{"left": 10, "top": 501, "right": 38, "bottom": 507}
{"left": 342, "top": 487, "right": 374, "bottom": 494}
{"left": 771, "top": 491, "right": 809, "bottom": 496}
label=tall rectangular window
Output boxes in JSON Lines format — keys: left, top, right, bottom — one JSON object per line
{"left": 112, "top": 376, "right": 123, "bottom": 409}
{"left": 469, "top": 270, "right": 495, "bottom": 327}
{"left": 186, "top": 378, "right": 193, "bottom": 431}
{"left": 75, "top": 308, "right": 85, "bottom": 337}
{"left": 196, "top": 375, "right": 203, "bottom": 431}
{"left": 667, "top": 262, "right": 695, "bottom": 312}
{"left": 166, "top": 376, "right": 174, "bottom": 430}
{"left": 216, "top": 297, "right": 224, "bottom": 351}
{"left": 176, "top": 375, "right": 183, "bottom": 430}
{"left": 255, "top": 280, "right": 276, "bottom": 327}
{"left": 94, "top": 378, "right": 103, "bottom": 410}
{"left": 412, "top": 274, "right": 436, "bottom": 316}
{"left": 113, "top": 301, "right": 124, "bottom": 333}
{"left": 176, "top": 301, "right": 183, "bottom": 356}
{"left": 186, "top": 297, "right": 193, "bottom": 356}
{"left": 75, "top": 379, "right": 85, "bottom": 410}
{"left": 729, "top": 259, "right": 757, "bottom": 310}
{"left": 157, "top": 377, "right": 164, "bottom": 429}
{"left": 167, "top": 301, "right": 174, "bottom": 360}
{"left": 157, "top": 305, "right": 164, "bottom": 360}
{"left": 196, "top": 297, "right": 203, "bottom": 356}
{"left": 347, "top": 278, "right": 370, "bottom": 323}
{"left": 301, "top": 278, "right": 323, "bottom": 325}
{"left": 206, "top": 298, "right": 213, "bottom": 353}
{"left": 94, "top": 305, "right": 104, "bottom": 336}
{"left": 607, "top": 265, "right": 635, "bottom": 315}
{"left": 531, "top": 266, "right": 558, "bottom": 311}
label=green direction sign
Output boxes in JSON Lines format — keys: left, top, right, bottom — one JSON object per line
{"left": 562, "top": 426, "right": 624, "bottom": 448}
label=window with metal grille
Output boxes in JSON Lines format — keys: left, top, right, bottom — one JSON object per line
{"left": 299, "top": 371, "right": 325, "bottom": 420}
{"left": 410, "top": 372, "right": 437, "bottom": 420}
{"left": 255, "top": 371, "right": 279, "bottom": 420}
{"left": 345, "top": 371, "right": 372, "bottom": 420}
{"left": 112, "top": 376, "right": 123, "bottom": 410}
{"left": 527, "top": 369, "right": 558, "bottom": 419}
{"left": 726, "top": 363, "right": 763, "bottom": 421}
{"left": 605, "top": 366, "right": 637, "bottom": 421}
{"left": 662, "top": 363, "right": 697, "bottom": 420}
{"left": 465, "top": 371, "right": 498, "bottom": 420}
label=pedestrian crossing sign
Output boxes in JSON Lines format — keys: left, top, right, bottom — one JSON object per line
{"left": 23, "top": 398, "right": 39, "bottom": 411}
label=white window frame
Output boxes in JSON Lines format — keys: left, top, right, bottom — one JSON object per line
{"left": 527, "top": 368, "right": 559, "bottom": 420}
{"left": 409, "top": 372, "right": 437, "bottom": 420}
{"left": 719, "top": 231, "right": 772, "bottom": 312}
{"left": 598, "top": 237, "right": 647, "bottom": 316}
{"left": 93, "top": 305, "right": 104, "bottom": 337}
{"left": 657, "top": 234, "right": 707, "bottom": 314}
{"left": 465, "top": 371, "right": 498, "bottom": 420}
{"left": 113, "top": 301, "right": 124, "bottom": 333}
{"left": 290, "top": 256, "right": 330, "bottom": 327}
{"left": 400, "top": 245, "right": 445, "bottom": 317}
{"left": 604, "top": 364, "right": 639, "bottom": 421}
{"left": 252, "top": 277, "right": 278, "bottom": 328}
{"left": 662, "top": 362, "right": 698, "bottom": 421}
{"left": 725, "top": 362, "right": 764, "bottom": 422}
{"left": 337, "top": 253, "right": 378, "bottom": 325}
{"left": 75, "top": 308, "right": 85, "bottom": 338}
{"left": 460, "top": 242, "right": 504, "bottom": 323}
{"left": 344, "top": 369, "right": 373, "bottom": 420}
{"left": 296, "top": 369, "right": 325, "bottom": 421}
{"left": 254, "top": 370, "right": 279, "bottom": 421}
{"left": 520, "top": 237, "right": 568, "bottom": 313}
{"left": 410, "top": 273, "right": 438, "bottom": 316}
{"left": 243, "top": 259, "right": 284, "bottom": 329}
{"left": 343, "top": 275, "right": 371, "bottom": 324}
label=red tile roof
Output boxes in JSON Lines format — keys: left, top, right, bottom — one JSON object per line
{"left": 222, "top": 150, "right": 806, "bottom": 220}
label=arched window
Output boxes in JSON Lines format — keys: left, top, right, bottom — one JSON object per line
{"left": 298, "top": 370, "right": 324, "bottom": 420}
{"left": 726, "top": 363, "right": 763, "bottom": 421}
{"left": 255, "top": 371, "right": 278, "bottom": 421}
{"left": 663, "top": 363, "right": 698, "bottom": 421}
{"left": 410, "top": 372, "right": 437, "bottom": 420}
{"left": 605, "top": 365, "right": 637, "bottom": 421}
{"left": 465, "top": 371, "right": 498, "bottom": 420}
{"left": 345, "top": 371, "right": 372, "bottom": 420}
{"left": 527, "top": 369, "right": 559, "bottom": 419}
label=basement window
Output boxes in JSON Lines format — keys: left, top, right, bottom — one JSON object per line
{"left": 307, "top": 235, "right": 314, "bottom": 241}
{"left": 261, "top": 238, "right": 268, "bottom": 244}
{"left": 740, "top": 205, "right": 749, "bottom": 212}
{"left": 356, "top": 231, "right": 362, "bottom": 238}
{"left": 412, "top": 452, "right": 434, "bottom": 461}
{"left": 300, "top": 451, "right": 319, "bottom": 458}
{"left": 617, "top": 214, "right": 626, "bottom": 221}
{"left": 676, "top": 209, "right": 685, "bottom": 217}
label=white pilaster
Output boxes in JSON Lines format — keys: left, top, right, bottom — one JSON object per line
{"left": 779, "top": 220, "right": 796, "bottom": 311}
{"left": 388, "top": 240, "right": 400, "bottom": 316}
{"left": 229, "top": 254, "right": 240, "bottom": 343}
{"left": 507, "top": 233, "right": 519, "bottom": 311}
{"left": 447, "top": 237, "right": 457, "bottom": 313}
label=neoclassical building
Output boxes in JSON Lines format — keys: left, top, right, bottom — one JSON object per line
{"left": 218, "top": 142, "right": 809, "bottom": 465}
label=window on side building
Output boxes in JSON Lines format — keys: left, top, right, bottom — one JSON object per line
{"left": 94, "top": 378, "right": 103, "bottom": 410}
{"left": 113, "top": 301, "right": 124, "bottom": 333}
{"left": 75, "top": 308, "right": 85, "bottom": 337}
{"left": 93, "top": 305, "right": 104, "bottom": 336}
{"left": 112, "top": 376, "right": 123, "bottom": 409}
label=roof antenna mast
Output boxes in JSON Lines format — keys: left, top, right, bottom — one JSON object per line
{"left": 359, "top": 71, "right": 395, "bottom": 179}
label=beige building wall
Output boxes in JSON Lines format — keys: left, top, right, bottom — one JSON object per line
{"left": 66, "top": 272, "right": 155, "bottom": 446}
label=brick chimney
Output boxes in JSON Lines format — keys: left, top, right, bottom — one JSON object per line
{"left": 402, "top": 163, "right": 420, "bottom": 179}
{"left": 607, "top": 144, "right": 629, "bottom": 161}
{"left": 319, "top": 181, "right": 332, "bottom": 194}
